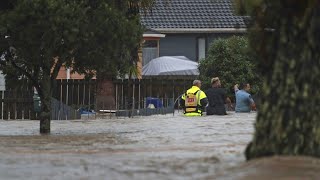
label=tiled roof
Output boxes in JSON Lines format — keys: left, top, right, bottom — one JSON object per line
{"left": 140, "top": 0, "right": 248, "bottom": 31}
{"left": 144, "top": 28, "right": 163, "bottom": 34}
{"left": 143, "top": 28, "right": 166, "bottom": 37}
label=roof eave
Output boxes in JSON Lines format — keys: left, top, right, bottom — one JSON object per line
{"left": 143, "top": 34, "right": 166, "bottom": 38}
{"left": 153, "top": 28, "right": 247, "bottom": 34}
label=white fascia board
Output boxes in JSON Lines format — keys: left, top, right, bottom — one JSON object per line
{"left": 143, "top": 34, "right": 166, "bottom": 38}
{"left": 153, "top": 28, "right": 247, "bottom": 33}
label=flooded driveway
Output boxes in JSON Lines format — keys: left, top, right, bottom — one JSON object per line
{"left": 0, "top": 111, "right": 255, "bottom": 180}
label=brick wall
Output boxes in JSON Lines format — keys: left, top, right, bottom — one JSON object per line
{"left": 96, "top": 79, "right": 115, "bottom": 110}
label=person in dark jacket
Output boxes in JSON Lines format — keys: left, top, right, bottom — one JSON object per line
{"left": 205, "top": 77, "right": 232, "bottom": 115}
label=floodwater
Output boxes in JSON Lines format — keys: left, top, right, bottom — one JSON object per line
{"left": 1, "top": 111, "right": 315, "bottom": 180}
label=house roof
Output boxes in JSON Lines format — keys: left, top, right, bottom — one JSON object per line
{"left": 144, "top": 28, "right": 162, "bottom": 34}
{"left": 140, "top": 0, "right": 248, "bottom": 33}
{"left": 143, "top": 28, "right": 166, "bottom": 38}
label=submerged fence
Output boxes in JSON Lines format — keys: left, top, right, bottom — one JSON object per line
{"left": 115, "top": 106, "right": 175, "bottom": 117}
{"left": 113, "top": 79, "right": 190, "bottom": 110}
{"left": 51, "top": 98, "right": 81, "bottom": 120}
{"left": 54, "top": 78, "right": 191, "bottom": 117}
{"left": 1, "top": 78, "right": 192, "bottom": 119}
{"left": 0, "top": 90, "right": 36, "bottom": 120}
{"left": 0, "top": 90, "right": 80, "bottom": 120}
{"left": 112, "top": 79, "right": 191, "bottom": 117}
{"left": 53, "top": 79, "right": 96, "bottom": 110}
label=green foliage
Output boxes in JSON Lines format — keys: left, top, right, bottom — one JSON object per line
{"left": 0, "top": 0, "right": 154, "bottom": 133}
{"left": 0, "top": 0, "right": 150, "bottom": 92}
{"left": 70, "top": 1, "right": 144, "bottom": 77}
{"left": 198, "top": 36, "right": 260, "bottom": 99}
{"left": 0, "top": 0, "right": 86, "bottom": 88}
{"left": 234, "top": 0, "right": 262, "bottom": 16}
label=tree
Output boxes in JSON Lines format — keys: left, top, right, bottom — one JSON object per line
{"left": 235, "top": 0, "right": 320, "bottom": 159}
{"left": 0, "top": 0, "right": 87, "bottom": 133}
{"left": 0, "top": 0, "right": 154, "bottom": 133}
{"left": 198, "top": 36, "right": 260, "bottom": 99}
{"left": 0, "top": 0, "right": 17, "bottom": 11}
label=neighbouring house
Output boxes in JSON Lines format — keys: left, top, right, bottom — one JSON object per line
{"left": 56, "top": 66, "right": 96, "bottom": 80}
{"left": 141, "top": 29, "right": 166, "bottom": 66}
{"left": 140, "top": 0, "right": 248, "bottom": 63}
{"left": 54, "top": 0, "right": 249, "bottom": 111}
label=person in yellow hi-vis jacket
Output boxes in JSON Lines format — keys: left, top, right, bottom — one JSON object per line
{"left": 180, "top": 80, "right": 208, "bottom": 116}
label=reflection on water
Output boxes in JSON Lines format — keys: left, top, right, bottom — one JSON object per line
{"left": 0, "top": 112, "right": 257, "bottom": 179}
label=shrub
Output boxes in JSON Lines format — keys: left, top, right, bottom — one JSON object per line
{"left": 199, "top": 36, "right": 261, "bottom": 101}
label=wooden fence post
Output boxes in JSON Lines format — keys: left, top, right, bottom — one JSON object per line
{"left": 1, "top": 91, "right": 3, "bottom": 120}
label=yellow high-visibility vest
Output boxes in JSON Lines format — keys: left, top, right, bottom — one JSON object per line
{"left": 181, "top": 86, "right": 207, "bottom": 116}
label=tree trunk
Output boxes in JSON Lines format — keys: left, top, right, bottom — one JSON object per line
{"left": 39, "top": 69, "right": 51, "bottom": 134}
{"left": 245, "top": 2, "right": 320, "bottom": 160}
{"left": 96, "top": 77, "right": 116, "bottom": 111}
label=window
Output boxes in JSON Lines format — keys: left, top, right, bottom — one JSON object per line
{"left": 198, "top": 38, "right": 206, "bottom": 61}
{"left": 143, "top": 40, "right": 159, "bottom": 65}
{"left": 143, "top": 40, "right": 157, "bottom": 48}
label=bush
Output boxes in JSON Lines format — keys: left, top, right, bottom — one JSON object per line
{"left": 199, "top": 36, "right": 261, "bottom": 100}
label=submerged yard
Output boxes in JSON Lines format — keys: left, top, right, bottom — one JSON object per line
{"left": 2, "top": 112, "right": 313, "bottom": 179}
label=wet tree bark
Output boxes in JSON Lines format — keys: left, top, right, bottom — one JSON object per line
{"left": 96, "top": 77, "right": 116, "bottom": 111}
{"left": 245, "top": 1, "right": 320, "bottom": 160}
{"left": 38, "top": 67, "right": 52, "bottom": 134}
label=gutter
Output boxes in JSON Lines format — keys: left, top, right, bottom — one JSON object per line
{"left": 153, "top": 28, "right": 247, "bottom": 33}
{"left": 143, "top": 34, "right": 166, "bottom": 38}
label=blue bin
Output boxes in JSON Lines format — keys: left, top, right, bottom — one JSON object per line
{"left": 146, "top": 97, "right": 163, "bottom": 108}
{"left": 79, "top": 108, "right": 96, "bottom": 115}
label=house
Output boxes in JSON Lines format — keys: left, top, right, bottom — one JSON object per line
{"left": 54, "top": 0, "right": 249, "bottom": 110}
{"left": 141, "top": 29, "right": 166, "bottom": 66}
{"left": 140, "top": 0, "right": 248, "bottom": 63}
{"left": 56, "top": 66, "right": 96, "bottom": 80}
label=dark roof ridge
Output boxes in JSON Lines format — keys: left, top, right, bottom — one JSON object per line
{"left": 140, "top": 0, "right": 248, "bottom": 32}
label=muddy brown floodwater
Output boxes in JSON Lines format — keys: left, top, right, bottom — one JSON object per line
{"left": 1, "top": 111, "right": 319, "bottom": 180}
